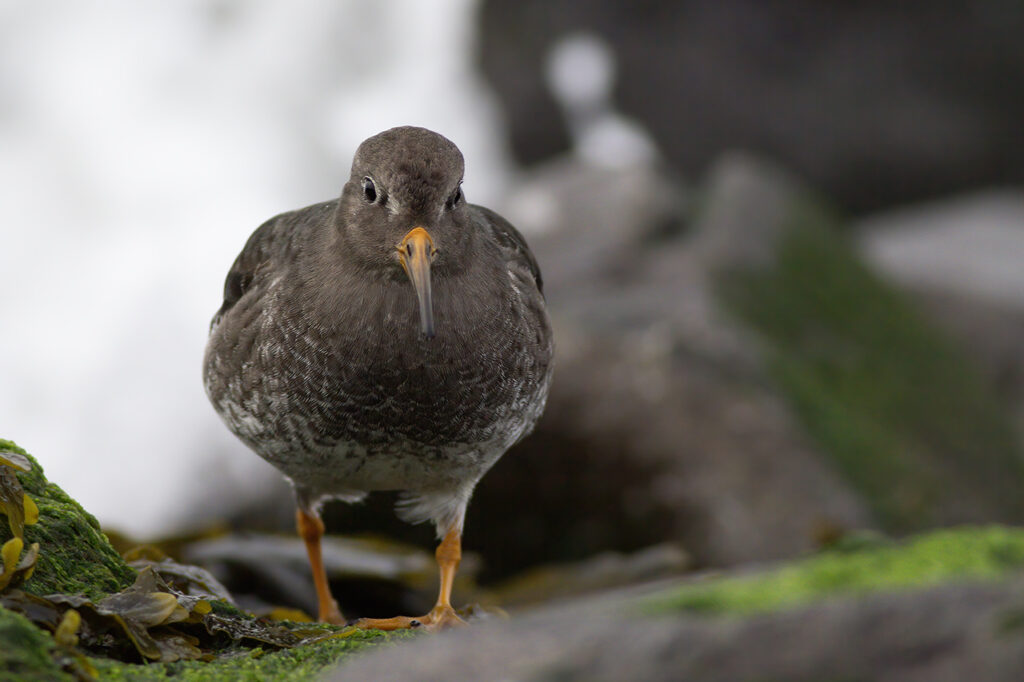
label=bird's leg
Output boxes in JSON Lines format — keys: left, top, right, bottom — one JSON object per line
{"left": 353, "top": 526, "right": 467, "bottom": 631}
{"left": 425, "top": 526, "right": 466, "bottom": 627}
{"left": 295, "top": 507, "right": 345, "bottom": 624}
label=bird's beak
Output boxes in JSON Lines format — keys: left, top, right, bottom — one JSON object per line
{"left": 398, "top": 227, "right": 437, "bottom": 338}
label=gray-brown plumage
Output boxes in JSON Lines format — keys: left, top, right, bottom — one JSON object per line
{"left": 203, "top": 126, "right": 553, "bottom": 629}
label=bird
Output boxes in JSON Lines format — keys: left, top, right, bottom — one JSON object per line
{"left": 202, "top": 126, "right": 553, "bottom": 630}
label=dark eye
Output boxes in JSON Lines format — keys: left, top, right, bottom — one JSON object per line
{"left": 362, "top": 177, "right": 377, "bottom": 203}
{"left": 448, "top": 185, "right": 462, "bottom": 208}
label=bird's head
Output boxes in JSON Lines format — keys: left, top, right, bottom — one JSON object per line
{"left": 336, "top": 126, "right": 472, "bottom": 339}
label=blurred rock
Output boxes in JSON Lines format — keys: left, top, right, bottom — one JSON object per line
{"left": 859, "top": 191, "right": 1024, "bottom": 310}
{"left": 858, "top": 191, "right": 1024, "bottom": 429}
{"left": 333, "top": 576, "right": 1024, "bottom": 681}
{"left": 485, "top": 543, "right": 690, "bottom": 609}
{"left": 334, "top": 526, "right": 1024, "bottom": 680}
{"left": 478, "top": 0, "right": 1024, "bottom": 212}
{"left": 712, "top": 171, "right": 1024, "bottom": 531}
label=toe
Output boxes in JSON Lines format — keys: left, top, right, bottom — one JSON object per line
{"left": 352, "top": 606, "right": 467, "bottom": 632}
{"left": 352, "top": 615, "right": 423, "bottom": 631}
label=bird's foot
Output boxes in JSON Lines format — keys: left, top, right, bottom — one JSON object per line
{"left": 352, "top": 604, "right": 467, "bottom": 632}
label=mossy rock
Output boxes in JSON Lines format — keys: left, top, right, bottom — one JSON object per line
{"left": 717, "top": 202, "right": 1024, "bottom": 530}
{"left": 89, "top": 629, "right": 407, "bottom": 682}
{"left": 0, "top": 439, "right": 137, "bottom": 599}
{"left": 0, "top": 607, "right": 74, "bottom": 682}
{"left": 646, "top": 525, "right": 1024, "bottom": 615}
{"left": 0, "top": 438, "right": 409, "bottom": 680}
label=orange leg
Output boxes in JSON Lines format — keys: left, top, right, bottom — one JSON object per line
{"left": 354, "top": 527, "right": 467, "bottom": 631}
{"left": 296, "top": 507, "right": 345, "bottom": 624}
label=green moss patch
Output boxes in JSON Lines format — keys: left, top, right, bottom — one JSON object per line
{"left": 0, "top": 606, "right": 74, "bottom": 682}
{"left": 0, "top": 439, "right": 137, "bottom": 599}
{"left": 89, "top": 629, "right": 411, "bottom": 682}
{"left": 717, "top": 206, "right": 1024, "bottom": 530}
{"left": 646, "top": 526, "right": 1024, "bottom": 615}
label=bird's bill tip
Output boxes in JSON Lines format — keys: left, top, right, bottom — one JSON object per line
{"left": 398, "top": 227, "right": 436, "bottom": 338}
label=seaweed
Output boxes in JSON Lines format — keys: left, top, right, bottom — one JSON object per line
{"left": 0, "top": 438, "right": 401, "bottom": 680}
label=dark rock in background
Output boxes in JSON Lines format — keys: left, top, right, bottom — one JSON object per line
{"left": 477, "top": 0, "right": 1024, "bottom": 213}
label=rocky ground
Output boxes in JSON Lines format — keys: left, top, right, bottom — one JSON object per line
{"left": 4, "top": 439, "right": 1024, "bottom": 680}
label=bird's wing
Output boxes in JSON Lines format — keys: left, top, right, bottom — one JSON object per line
{"left": 211, "top": 200, "right": 335, "bottom": 328}
{"left": 471, "top": 204, "right": 544, "bottom": 296}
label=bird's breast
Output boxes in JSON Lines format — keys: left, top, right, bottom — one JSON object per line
{"left": 252, "top": 269, "right": 551, "bottom": 452}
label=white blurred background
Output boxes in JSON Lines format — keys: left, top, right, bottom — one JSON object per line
{"left": 0, "top": 0, "right": 514, "bottom": 536}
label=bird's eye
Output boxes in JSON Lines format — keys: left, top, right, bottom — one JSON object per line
{"left": 448, "top": 185, "right": 462, "bottom": 208}
{"left": 362, "top": 177, "right": 377, "bottom": 203}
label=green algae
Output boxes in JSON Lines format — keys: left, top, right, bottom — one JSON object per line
{"left": 89, "top": 629, "right": 412, "bottom": 682}
{"left": 0, "top": 440, "right": 137, "bottom": 599}
{"left": 0, "top": 606, "right": 74, "bottom": 682}
{"left": 717, "top": 206, "right": 1024, "bottom": 530}
{"left": 646, "top": 525, "right": 1024, "bottom": 616}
